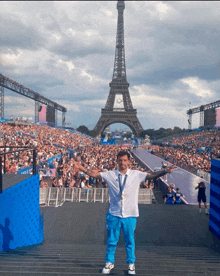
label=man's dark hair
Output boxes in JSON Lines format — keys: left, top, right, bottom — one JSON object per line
{"left": 117, "top": 151, "right": 130, "bottom": 160}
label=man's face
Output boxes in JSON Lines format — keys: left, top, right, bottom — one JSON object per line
{"left": 117, "top": 154, "right": 130, "bottom": 171}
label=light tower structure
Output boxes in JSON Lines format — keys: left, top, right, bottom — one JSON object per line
{"left": 92, "top": 1, "right": 144, "bottom": 137}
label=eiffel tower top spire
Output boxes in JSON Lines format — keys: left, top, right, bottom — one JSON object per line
{"left": 112, "top": 1, "right": 127, "bottom": 83}
{"left": 92, "top": 1, "right": 144, "bottom": 137}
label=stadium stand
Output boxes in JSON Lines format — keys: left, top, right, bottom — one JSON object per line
{"left": 144, "top": 128, "right": 220, "bottom": 181}
{"left": 1, "top": 121, "right": 220, "bottom": 275}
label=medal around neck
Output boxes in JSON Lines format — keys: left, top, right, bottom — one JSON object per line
{"left": 118, "top": 174, "right": 127, "bottom": 202}
{"left": 121, "top": 195, "right": 126, "bottom": 201}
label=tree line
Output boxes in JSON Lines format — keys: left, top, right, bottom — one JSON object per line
{"left": 76, "top": 125, "right": 187, "bottom": 140}
{"left": 140, "top": 126, "right": 187, "bottom": 140}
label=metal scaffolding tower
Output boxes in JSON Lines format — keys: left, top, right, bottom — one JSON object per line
{"left": 0, "top": 86, "right": 4, "bottom": 119}
{"left": 0, "top": 73, "right": 67, "bottom": 127}
{"left": 187, "top": 100, "right": 220, "bottom": 129}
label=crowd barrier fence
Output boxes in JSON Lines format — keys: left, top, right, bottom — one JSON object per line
{"left": 40, "top": 188, "right": 153, "bottom": 207}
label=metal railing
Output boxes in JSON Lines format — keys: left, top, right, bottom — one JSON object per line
{"left": 138, "top": 188, "right": 153, "bottom": 204}
{"left": 40, "top": 188, "right": 153, "bottom": 207}
{"left": 0, "top": 146, "right": 37, "bottom": 193}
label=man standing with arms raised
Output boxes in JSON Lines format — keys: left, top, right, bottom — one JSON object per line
{"left": 72, "top": 151, "right": 174, "bottom": 275}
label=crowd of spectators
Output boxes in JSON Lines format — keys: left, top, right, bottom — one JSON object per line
{"left": 42, "top": 144, "right": 149, "bottom": 189}
{"left": 0, "top": 122, "right": 150, "bottom": 189}
{"left": 9, "top": 115, "right": 30, "bottom": 123}
{"left": 146, "top": 129, "right": 220, "bottom": 174}
{"left": 3, "top": 120, "right": 218, "bottom": 189}
{"left": 0, "top": 122, "right": 95, "bottom": 175}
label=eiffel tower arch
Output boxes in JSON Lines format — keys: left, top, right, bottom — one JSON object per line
{"left": 94, "top": 109, "right": 143, "bottom": 136}
{"left": 92, "top": 1, "right": 144, "bottom": 137}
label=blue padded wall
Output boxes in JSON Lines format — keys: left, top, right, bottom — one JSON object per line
{"left": 0, "top": 174, "right": 44, "bottom": 251}
{"left": 209, "top": 158, "right": 220, "bottom": 239}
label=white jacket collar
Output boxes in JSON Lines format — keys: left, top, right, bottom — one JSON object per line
{"left": 115, "top": 169, "right": 131, "bottom": 177}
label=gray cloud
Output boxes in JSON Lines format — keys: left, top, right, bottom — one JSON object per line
{"left": 1, "top": 1, "right": 220, "bottom": 130}
{"left": 128, "top": 63, "right": 219, "bottom": 87}
{"left": 1, "top": 14, "right": 46, "bottom": 50}
{"left": 50, "top": 37, "right": 113, "bottom": 59}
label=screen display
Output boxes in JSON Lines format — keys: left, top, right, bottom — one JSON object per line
{"left": 204, "top": 108, "right": 216, "bottom": 127}
{"left": 46, "top": 106, "right": 55, "bottom": 124}
{"left": 38, "top": 106, "right": 46, "bottom": 123}
{"left": 215, "top": 108, "right": 220, "bottom": 127}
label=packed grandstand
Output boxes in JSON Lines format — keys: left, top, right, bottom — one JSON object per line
{"left": 0, "top": 119, "right": 219, "bottom": 189}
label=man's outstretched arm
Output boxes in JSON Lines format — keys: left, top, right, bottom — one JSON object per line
{"left": 145, "top": 166, "right": 175, "bottom": 181}
{"left": 72, "top": 159, "right": 102, "bottom": 179}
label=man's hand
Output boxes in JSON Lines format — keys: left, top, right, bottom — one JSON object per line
{"left": 146, "top": 165, "right": 175, "bottom": 180}
{"left": 71, "top": 159, "right": 81, "bottom": 170}
{"left": 166, "top": 165, "right": 175, "bottom": 174}
{"left": 71, "top": 159, "right": 101, "bottom": 179}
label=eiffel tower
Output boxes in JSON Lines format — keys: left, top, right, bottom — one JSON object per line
{"left": 92, "top": 1, "right": 144, "bottom": 137}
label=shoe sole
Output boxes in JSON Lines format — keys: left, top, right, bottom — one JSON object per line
{"left": 102, "top": 266, "right": 114, "bottom": 274}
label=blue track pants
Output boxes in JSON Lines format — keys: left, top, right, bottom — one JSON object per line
{"left": 105, "top": 213, "right": 137, "bottom": 264}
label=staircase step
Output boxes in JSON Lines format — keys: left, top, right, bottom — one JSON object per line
{"left": 0, "top": 266, "right": 220, "bottom": 276}
{"left": 1, "top": 243, "right": 220, "bottom": 276}
{"left": 1, "top": 253, "right": 220, "bottom": 262}
{"left": 1, "top": 203, "right": 220, "bottom": 275}
{"left": 1, "top": 260, "right": 220, "bottom": 268}
{"left": 0, "top": 271, "right": 218, "bottom": 275}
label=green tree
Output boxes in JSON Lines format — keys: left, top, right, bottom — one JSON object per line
{"left": 123, "top": 132, "right": 132, "bottom": 139}
{"left": 77, "top": 125, "right": 90, "bottom": 135}
{"left": 140, "top": 126, "right": 185, "bottom": 140}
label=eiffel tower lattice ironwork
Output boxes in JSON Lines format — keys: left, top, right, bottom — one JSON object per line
{"left": 92, "top": 1, "right": 144, "bottom": 137}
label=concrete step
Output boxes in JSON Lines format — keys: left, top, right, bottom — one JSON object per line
{"left": 1, "top": 202, "right": 220, "bottom": 275}
{"left": 0, "top": 266, "right": 220, "bottom": 275}
{"left": 0, "top": 244, "right": 220, "bottom": 276}
{"left": 1, "top": 251, "right": 220, "bottom": 261}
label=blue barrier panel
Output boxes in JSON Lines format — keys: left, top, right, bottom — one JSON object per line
{"left": 17, "top": 154, "right": 62, "bottom": 175}
{"left": 0, "top": 118, "right": 8, "bottom": 123}
{"left": 17, "top": 166, "right": 33, "bottom": 175}
{"left": 209, "top": 158, "right": 220, "bottom": 239}
{"left": 130, "top": 137, "right": 139, "bottom": 145}
{"left": 0, "top": 174, "right": 43, "bottom": 251}
{"left": 101, "top": 141, "right": 112, "bottom": 145}
{"left": 47, "top": 154, "right": 62, "bottom": 165}
{"left": 17, "top": 165, "right": 40, "bottom": 175}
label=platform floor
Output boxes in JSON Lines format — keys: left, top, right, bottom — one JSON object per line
{"left": 42, "top": 202, "right": 218, "bottom": 249}
{"left": 2, "top": 174, "right": 32, "bottom": 191}
{"left": 0, "top": 202, "right": 220, "bottom": 275}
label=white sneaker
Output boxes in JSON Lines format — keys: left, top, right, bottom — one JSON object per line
{"left": 128, "top": 263, "right": 136, "bottom": 275}
{"left": 102, "top": 263, "right": 114, "bottom": 274}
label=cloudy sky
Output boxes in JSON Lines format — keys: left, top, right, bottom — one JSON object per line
{"left": 1, "top": 1, "right": 220, "bottom": 131}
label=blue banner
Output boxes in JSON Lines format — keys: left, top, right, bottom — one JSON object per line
{"left": 17, "top": 167, "right": 33, "bottom": 175}
{"left": 47, "top": 154, "right": 62, "bottom": 165}
{"left": 0, "top": 118, "right": 8, "bottom": 124}
{"left": 17, "top": 165, "right": 40, "bottom": 175}
{"left": 17, "top": 154, "right": 62, "bottom": 174}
